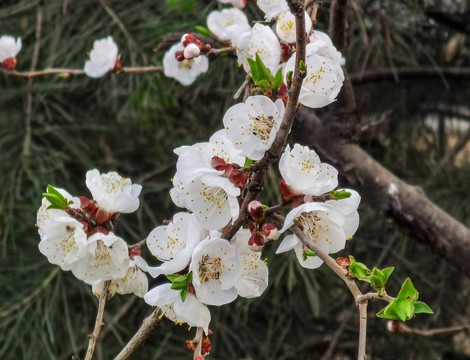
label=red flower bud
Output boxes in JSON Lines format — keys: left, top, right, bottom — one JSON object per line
{"left": 175, "top": 50, "right": 185, "bottom": 61}
{"left": 129, "top": 248, "right": 141, "bottom": 260}
{"left": 336, "top": 257, "right": 351, "bottom": 269}
{"left": 186, "top": 340, "right": 196, "bottom": 351}
{"left": 2, "top": 57, "right": 17, "bottom": 70}
{"left": 280, "top": 42, "right": 294, "bottom": 63}
{"left": 113, "top": 55, "right": 122, "bottom": 72}
{"left": 247, "top": 200, "right": 265, "bottom": 224}
{"left": 263, "top": 223, "right": 280, "bottom": 241}
{"left": 95, "top": 208, "right": 113, "bottom": 224}
{"left": 211, "top": 156, "right": 227, "bottom": 171}
{"left": 279, "top": 179, "right": 303, "bottom": 203}
{"left": 248, "top": 231, "right": 266, "bottom": 252}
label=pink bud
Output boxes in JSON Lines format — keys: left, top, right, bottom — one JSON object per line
{"left": 247, "top": 201, "right": 265, "bottom": 224}
{"left": 248, "top": 231, "right": 266, "bottom": 252}
{"left": 129, "top": 248, "right": 141, "bottom": 260}
{"left": 263, "top": 223, "right": 280, "bottom": 241}
{"left": 211, "top": 156, "right": 227, "bottom": 171}
{"left": 183, "top": 43, "right": 201, "bottom": 59}
{"left": 2, "top": 57, "right": 17, "bottom": 70}
{"left": 112, "top": 55, "right": 122, "bottom": 72}
{"left": 175, "top": 50, "right": 185, "bottom": 61}
{"left": 336, "top": 257, "right": 351, "bottom": 269}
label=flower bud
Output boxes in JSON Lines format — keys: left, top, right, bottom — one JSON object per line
{"left": 95, "top": 207, "right": 113, "bottom": 224}
{"left": 211, "top": 156, "right": 227, "bottom": 171}
{"left": 174, "top": 50, "right": 185, "bottom": 61}
{"left": 247, "top": 200, "right": 265, "bottom": 224}
{"left": 79, "top": 196, "right": 95, "bottom": 212}
{"left": 183, "top": 43, "right": 201, "bottom": 59}
{"left": 262, "top": 223, "right": 280, "bottom": 241}
{"left": 112, "top": 55, "right": 122, "bottom": 72}
{"left": 129, "top": 247, "right": 142, "bottom": 260}
{"left": 386, "top": 320, "right": 407, "bottom": 333}
{"left": 248, "top": 231, "right": 266, "bottom": 252}
{"left": 2, "top": 57, "right": 17, "bottom": 70}
{"left": 336, "top": 257, "right": 351, "bottom": 269}
{"left": 279, "top": 179, "right": 303, "bottom": 203}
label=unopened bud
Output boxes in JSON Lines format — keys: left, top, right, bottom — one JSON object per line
{"left": 175, "top": 50, "right": 185, "bottom": 61}
{"left": 387, "top": 320, "right": 407, "bottom": 333}
{"left": 95, "top": 207, "right": 113, "bottom": 224}
{"left": 186, "top": 340, "right": 196, "bottom": 351}
{"left": 247, "top": 200, "right": 265, "bottom": 224}
{"left": 129, "top": 248, "right": 142, "bottom": 259}
{"left": 211, "top": 156, "right": 227, "bottom": 171}
{"left": 263, "top": 223, "right": 280, "bottom": 241}
{"left": 279, "top": 179, "right": 302, "bottom": 203}
{"left": 113, "top": 55, "right": 122, "bottom": 72}
{"left": 183, "top": 43, "right": 201, "bottom": 59}
{"left": 248, "top": 231, "right": 266, "bottom": 252}
{"left": 194, "top": 357, "right": 205, "bottom": 360}
{"left": 2, "top": 57, "right": 17, "bottom": 70}
{"left": 80, "top": 196, "right": 95, "bottom": 212}
{"left": 336, "top": 257, "right": 351, "bottom": 269}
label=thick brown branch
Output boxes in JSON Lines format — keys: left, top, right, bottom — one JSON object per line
{"left": 294, "top": 108, "right": 470, "bottom": 278}
{"left": 350, "top": 67, "right": 470, "bottom": 84}
{"left": 114, "top": 309, "right": 162, "bottom": 360}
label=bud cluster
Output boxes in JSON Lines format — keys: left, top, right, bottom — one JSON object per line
{"left": 247, "top": 200, "right": 280, "bottom": 252}
{"left": 176, "top": 34, "right": 212, "bottom": 61}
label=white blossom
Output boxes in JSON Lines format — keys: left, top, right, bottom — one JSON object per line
{"left": 189, "top": 237, "right": 241, "bottom": 306}
{"left": 84, "top": 36, "right": 119, "bottom": 78}
{"left": 223, "top": 96, "right": 285, "bottom": 160}
{"left": 276, "top": 11, "right": 313, "bottom": 44}
{"left": 207, "top": 8, "right": 249, "bottom": 41}
{"left": 173, "top": 129, "right": 245, "bottom": 181}
{"left": 0, "top": 35, "right": 22, "bottom": 63}
{"left": 228, "top": 23, "right": 281, "bottom": 74}
{"left": 146, "top": 212, "right": 205, "bottom": 277}
{"left": 144, "top": 283, "right": 211, "bottom": 333}
{"left": 284, "top": 35, "right": 345, "bottom": 108}
{"left": 85, "top": 169, "right": 142, "bottom": 214}
{"left": 163, "top": 43, "right": 209, "bottom": 86}
{"left": 92, "top": 256, "right": 149, "bottom": 298}
{"left": 71, "top": 232, "right": 130, "bottom": 284}
{"left": 257, "top": 0, "right": 289, "bottom": 20}
{"left": 276, "top": 199, "right": 359, "bottom": 269}
{"left": 231, "top": 228, "right": 269, "bottom": 298}
{"left": 326, "top": 189, "right": 361, "bottom": 239}
{"left": 279, "top": 144, "right": 338, "bottom": 196}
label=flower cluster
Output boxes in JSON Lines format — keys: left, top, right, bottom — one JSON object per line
{"left": 37, "top": 170, "right": 148, "bottom": 297}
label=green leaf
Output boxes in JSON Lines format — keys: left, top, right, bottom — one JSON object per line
{"left": 381, "top": 267, "right": 394, "bottom": 284}
{"left": 42, "top": 185, "right": 69, "bottom": 210}
{"left": 247, "top": 58, "right": 261, "bottom": 83}
{"left": 262, "top": 204, "right": 269, "bottom": 209}
{"left": 170, "top": 282, "right": 187, "bottom": 290}
{"left": 194, "top": 25, "right": 211, "bottom": 37}
{"left": 255, "top": 53, "right": 273, "bottom": 82}
{"left": 377, "top": 299, "right": 414, "bottom": 321}
{"left": 369, "top": 275, "right": 384, "bottom": 290}
{"left": 414, "top": 301, "right": 434, "bottom": 314}
{"left": 180, "top": 286, "right": 189, "bottom": 302}
{"left": 299, "top": 60, "right": 306, "bottom": 73}
{"left": 255, "top": 79, "right": 271, "bottom": 91}
{"left": 302, "top": 249, "right": 317, "bottom": 261}
{"left": 166, "top": 274, "right": 180, "bottom": 282}
{"left": 396, "top": 278, "right": 418, "bottom": 302}
{"left": 286, "top": 70, "right": 293, "bottom": 84}
{"left": 348, "top": 256, "right": 371, "bottom": 280}
{"left": 329, "top": 190, "right": 352, "bottom": 200}
{"left": 272, "top": 68, "right": 284, "bottom": 90}
{"left": 244, "top": 158, "right": 253, "bottom": 167}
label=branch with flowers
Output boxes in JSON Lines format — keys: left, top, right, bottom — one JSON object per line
{"left": 26, "top": 0, "right": 446, "bottom": 359}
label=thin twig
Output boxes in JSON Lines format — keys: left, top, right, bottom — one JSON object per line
{"left": 206, "top": 46, "right": 235, "bottom": 59}
{"left": 85, "top": 281, "right": 111, "bottom": 360}
{"left": 0, "top": 0, "right": 38, "bottom": 20}
{"left": 234, "top": 74, "right": 251, "bottom": 100}
{"left": 192, "top": 328, "right": 204, "bottom": 359}
{"left": 113, "top": 309, "right": 162, "bottom": 360}
{"left": 0, "top": 66, "right": 163, "bottom": 78}
{"left": 357, "top": 302, "right": 368, "bottom": 360}
{"left": 357, "top": 292, "right": 394, "bottom": 303}
{"left": 128, "top": 239, "right": 146, "bottom": 250}
{"left": 400, "top": 323, "right": 470, "bottom": 337}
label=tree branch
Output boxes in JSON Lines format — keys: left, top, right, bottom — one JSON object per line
{"left": 113, "top": 309, "right": 162, "bottom": 360}
{"left": 0, "top": 66, "right": 163, "bottom": 78}
{"left": 294, "top": 108, "right": 470, "bottom": 278}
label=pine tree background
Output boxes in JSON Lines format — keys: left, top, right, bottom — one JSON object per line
{"left": 1, "top": 0, "right": 470, "bottom": 359}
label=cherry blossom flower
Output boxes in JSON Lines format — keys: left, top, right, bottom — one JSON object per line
{"left": 71, "top": 232, "right": 130, "bottom": 283}
{"left": 37, "top": 188, "right": 87, "bottom": 270}
{"left": 146, "top": 212, "right": 205, "bottom": 277}
{"left": 92, "top": 256, "right": 149, "bottom": 298}
{"left": 163, "top": 43, "right": 209, "bottom": 86}
{"left": 207, "top": 8, "right": 249, "bottom": 41}
{"left": 180, "top": 175, "right": 241, "bottom": 230}
{"left": 276, "top": 198, "right": 360, "bottom": 269}
{"left": 144, "top": 283, "right": 211, "bottom": 333}
{"left": 326, "top": 189, "right": 361, "bottom": 239}
{"left": 279, "top": 144, "right": 338, "bottom": 196}
{"left": 173, "top": 129, "right": 245, "bottom": 181}
{"left": 231, "top": 228, "right": 269, "bottom": 298}
{"left": 189, "top": 237, "right": 241, "bottom": 306}
{"left": 284, "top": 35, "right": 345, "bottom": 108}
{"left": 85, "top": 169, "right": 142, "bottom": 214}
{"left": 276, "top": 11, "right": 313, "bottom": 44}
{"left": 257, "top": 0, "right": 289, "bottom": 20}
{"left": 223, "top": 95, "right": 285, "bottom": 160}
{"left": 0, "top": 35, "right": 22, "bottom": 69}
{"left": 84, "top": 36, "right": 119, "bottom": 78}
{"left": 228, "top": 23, "right": 281, "bottom": 74}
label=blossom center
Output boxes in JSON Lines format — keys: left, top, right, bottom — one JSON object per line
{"left": 198, "top": 254, "right": 222, "bottom": 283}
{"left": 250, "top": 115, "right": 275, "bottom": 141}
{"left": 295, "top": 211, "right": 329, "bottom": 243}
{"left": 179, "top": 59, "right": 193, "bottom": 68}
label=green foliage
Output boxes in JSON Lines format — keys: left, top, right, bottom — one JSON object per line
{"left": 377, "top": 278, "right": 433, "bottom": 321}
{"left": 302, "top": 249, "right": 317, "bottom": 261}
{"left": 167, "top": 273, "right": 193, "bottom": 301}
{"left": 42, "top": 185, "right": 73, "bottom": 210}
{"left": 329, "top": 189, "right": 352, "bottom": 200}
{"left": 248, "top": 53, "right": 284, "bottom": 93}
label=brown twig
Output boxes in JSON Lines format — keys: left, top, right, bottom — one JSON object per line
{"left": 85, "top": 281, "right": 111, "bottom": 360}
{"left": 400, "top": 323, "right": 470, "bottom": 337}
{"left": 234, "top": 74, "right": 251, "bottom": 100}
{"left": 128, "top": 239, "right": 146, "bottom": 250}
{"left": 357, "top": 292, "right": 395, "bottom": 303}
{"left": 0, "top": 66, "right": 163, "bottom": 78}
{"left": 113, "top": 309, "right": 162, "bottom": 360}
{"left": 206, "top": 46, "right": 235, "bottom": 59}
{"left": 357, "top": 302, "right": 368, "bottom": 360}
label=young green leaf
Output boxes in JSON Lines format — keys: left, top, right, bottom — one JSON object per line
{"left": 299, "top": 60, "right": 306, "bottom": 74}
{"left": 194, "top": 25, "right": 212, "bottom": 37}
{"left": 42, "top": 185, "right": 69, "bottom": 210}
{"left": 302, "top": 249, "right": 317, "bottom": 261}
{"left": 255, "top": 79, "right": 271, "bottom": 92}
{"left": 414, "top": 301, "right": 434, "bottom": 314}
{"left": 348, "top": 256, "right": 371, "bottom": 280}
{"left": 329, "top": 190, "right": 352, "bottom": 200}
{"left": 396, "top": 278, "right": 418, "bottom": 302}
{"left": 247, "top": 58, "right": 261, "bottom": 83}
{"left": 272, "top": 68, "right": 284, "bottom": 90}
{"left": 255, "top": 53, "right": 273, "bottom": 82}
{"left": 244, "top": 158, "right": 253, "bottom": 167}
{"left": 180, "top": 286, "right": 189, "bottom": 302}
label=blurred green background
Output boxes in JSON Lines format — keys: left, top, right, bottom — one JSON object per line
{"left": 1, "top": 0, "right": 470, "bottom": 359}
